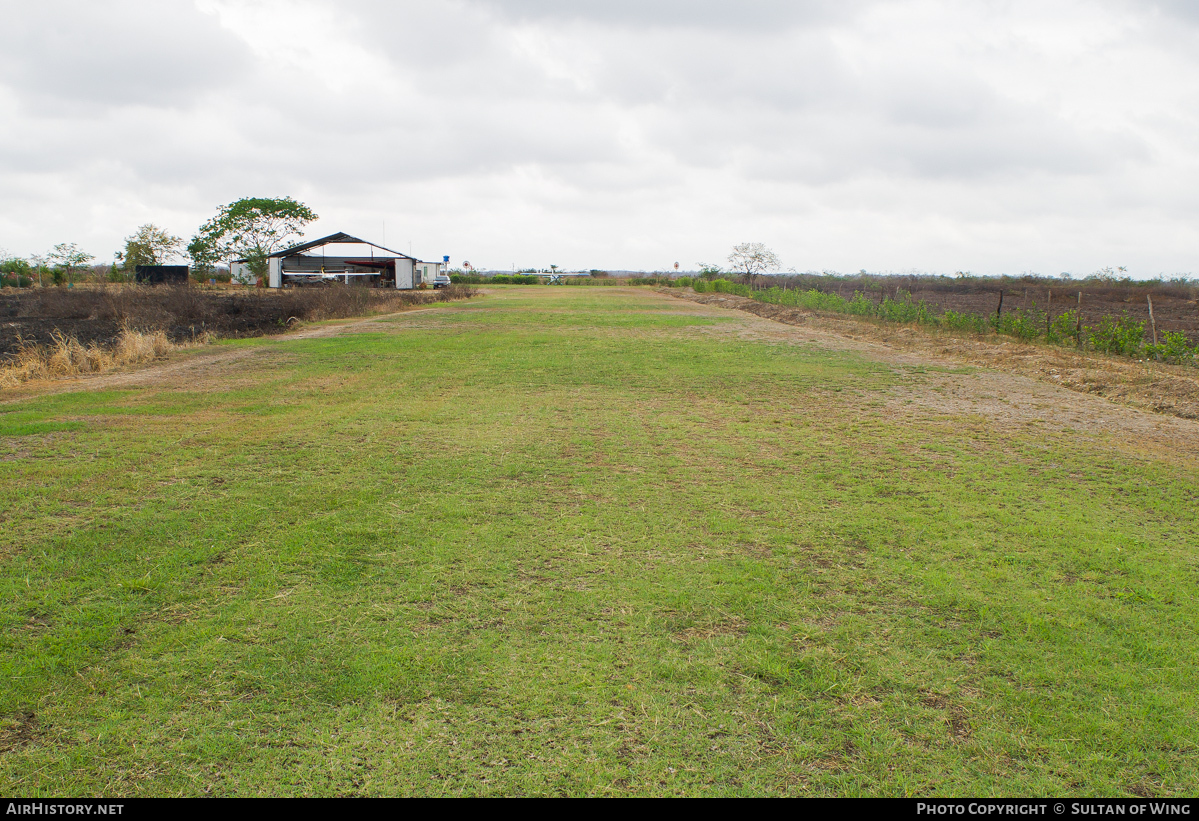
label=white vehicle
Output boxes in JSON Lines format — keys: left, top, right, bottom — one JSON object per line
{"left": 433, "top": 274, "right": 451, "bottom": 289}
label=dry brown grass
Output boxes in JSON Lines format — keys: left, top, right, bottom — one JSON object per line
{"left": 669, "top": 289, "right": 1199, "bottom": 421}
{"left": 1, "top": 284, "right": 481, "bottom": 388}
{"left": 2, "top": 283, "right": 481, "bottom": 354}
{"left": 0, "top": 327, "right": 200, "bottom": 388}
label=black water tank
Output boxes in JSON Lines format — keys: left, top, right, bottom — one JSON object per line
{"left": 134, "top": 265, "right": 189, "bottom": 284}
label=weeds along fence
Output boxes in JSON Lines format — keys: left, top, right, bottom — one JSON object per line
{"left": 687, "top": 278, "right": 754, "bottom": 297}
{"left": 747, "top": 285, "right": 1199, "bottom": 367}
{"left": 738, "top": 270, "right": 1199, "bottom": 303}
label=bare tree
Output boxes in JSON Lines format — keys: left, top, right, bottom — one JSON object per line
{"left": 29, "top": 253, "right": 47, "bottom": 287}
{"left": 727, "top": 242, "right": 781, "bottom": 282}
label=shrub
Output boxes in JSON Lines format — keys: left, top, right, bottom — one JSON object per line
{"left": 190, "top": 268, "right": 232, "bottom": 284}
{"left": 711, "top": 279, "right": 752, "bottom": 297}
{"left": 1085, "top": 314, "right": 1145, "bottom": 357}
{"left": 1, "top": 258, "right": 32, "bottom": 283}
{"left": 801, "top": 290, "right": 849, "bottom": 312}
{"left": 877, "top": 292, "right": 932, "bottom": 324}
{"left": 563, "top": 276, "right": 615, "bottom": 286}
{"left": 938, "top": 310, "right": 990, "bottom": 334}
{"left": 489, "top": 274, "right": 540, "bottom": 285}
{"left": 996, "top": 307, "right": 1045, "bottom": 341}
{"left": 1048, "top": 310, "right": 1080, "bottom": 345}
{"left": 846, "top": 291, "right": 877, "bottom": 316}
{"left": 757, "top": 286, "right": 784, "bottom": 305}
{"left": 1145, "top": 331, "right": 1198, "bottom": 365}
{"left": 754, "top": 286, "right": 850, "bottom": 312}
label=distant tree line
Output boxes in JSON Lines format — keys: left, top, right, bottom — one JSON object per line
{"left": 1, "top": 196, "right": 319, "bottom": 289}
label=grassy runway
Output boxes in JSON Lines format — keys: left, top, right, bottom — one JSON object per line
{"left": 2, "top": 286, "right": 1196, "bottom": 796}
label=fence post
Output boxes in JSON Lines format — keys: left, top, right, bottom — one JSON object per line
{"left": 1047, "top": 289, "right": 1052, "bottom": 336}
{"left": 996, "top": 291, "right": 1004, "bottom": 327}
{"left": 1147, "top": 295, "right": 1158, "bottom": 347}
{"left": 1076, "top": 291, "right": 1083, "bottom": 345}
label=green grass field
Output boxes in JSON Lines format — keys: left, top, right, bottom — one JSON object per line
{"left": 2, "top": 286, "right": 1197, "bottom": 796}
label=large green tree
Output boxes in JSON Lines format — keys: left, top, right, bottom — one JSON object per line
{"left": 115, "top": 224, "right": 182, "bottom": 275}
{"left": 188, "top": 197, "right": 318, "bottom": 282}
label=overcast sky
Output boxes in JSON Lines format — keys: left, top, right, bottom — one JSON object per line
{"left": 2, "top": 0, "right": 1197, "bottom": 275}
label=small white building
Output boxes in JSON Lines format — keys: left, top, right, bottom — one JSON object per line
{"left": 413, "top": 260, "right": 442, "bottom": 288}
{"left": 232, "top": 232, "right": 442, "bottom": 290}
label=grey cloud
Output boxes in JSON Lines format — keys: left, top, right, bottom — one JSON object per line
{"left": 593, "top": 31, "right": 850, "bottom": 109}
{"left": 0, "top": 0, "right": 1195, "bottom": 273}
{"left": 712, "top": 105, "right": 1150, "bottom": 186}
{"left": 456, "top": 0, "right": 867, "bottom": 29}
{"left": 622, "top": 46, "right": 1154, "bottom": 186}
{"left": 0, "top": 1, "right": 249, "bottom": 110}
{"left": 0, "top": 0, "right": 1162, "bottom": 191}
{"left": 877, "top": 77, "right": 999, "bottom": 130}
{"left": 1151, "top": 0, "right": 1199, "bottom": 24}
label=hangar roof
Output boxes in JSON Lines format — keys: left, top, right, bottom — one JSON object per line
{"left": 266, "top": 232, "right": 416, "bottom": 260}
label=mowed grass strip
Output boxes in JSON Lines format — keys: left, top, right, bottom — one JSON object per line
{"left": 1, "top": 286, "right": 1196, "bottom": 796}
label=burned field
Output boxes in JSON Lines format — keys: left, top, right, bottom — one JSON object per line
{"left": 771, "top": 275, "right": 1199, "bottom": 344}
{"left": 0, "top": 284, "right": 477, "bottom": 358}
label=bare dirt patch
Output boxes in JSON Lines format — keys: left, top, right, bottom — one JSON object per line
{"left": 668, "top": 290, "right": 1199, "bottom": 422}
{"left": 659, "top": 289, "right": 1199, "bottom": 463}
{"left": 0, "top": 710, "right": 39, "bottom": 753}
{"left": 921, "top": 693, "right": 974, "bottom": 742}
{"left": 671, "top": 618, "right": 748, "bottom": 646}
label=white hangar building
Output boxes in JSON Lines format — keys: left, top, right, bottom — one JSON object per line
{"left": 231, "top": 233, "right": 443, "bottom": 289}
